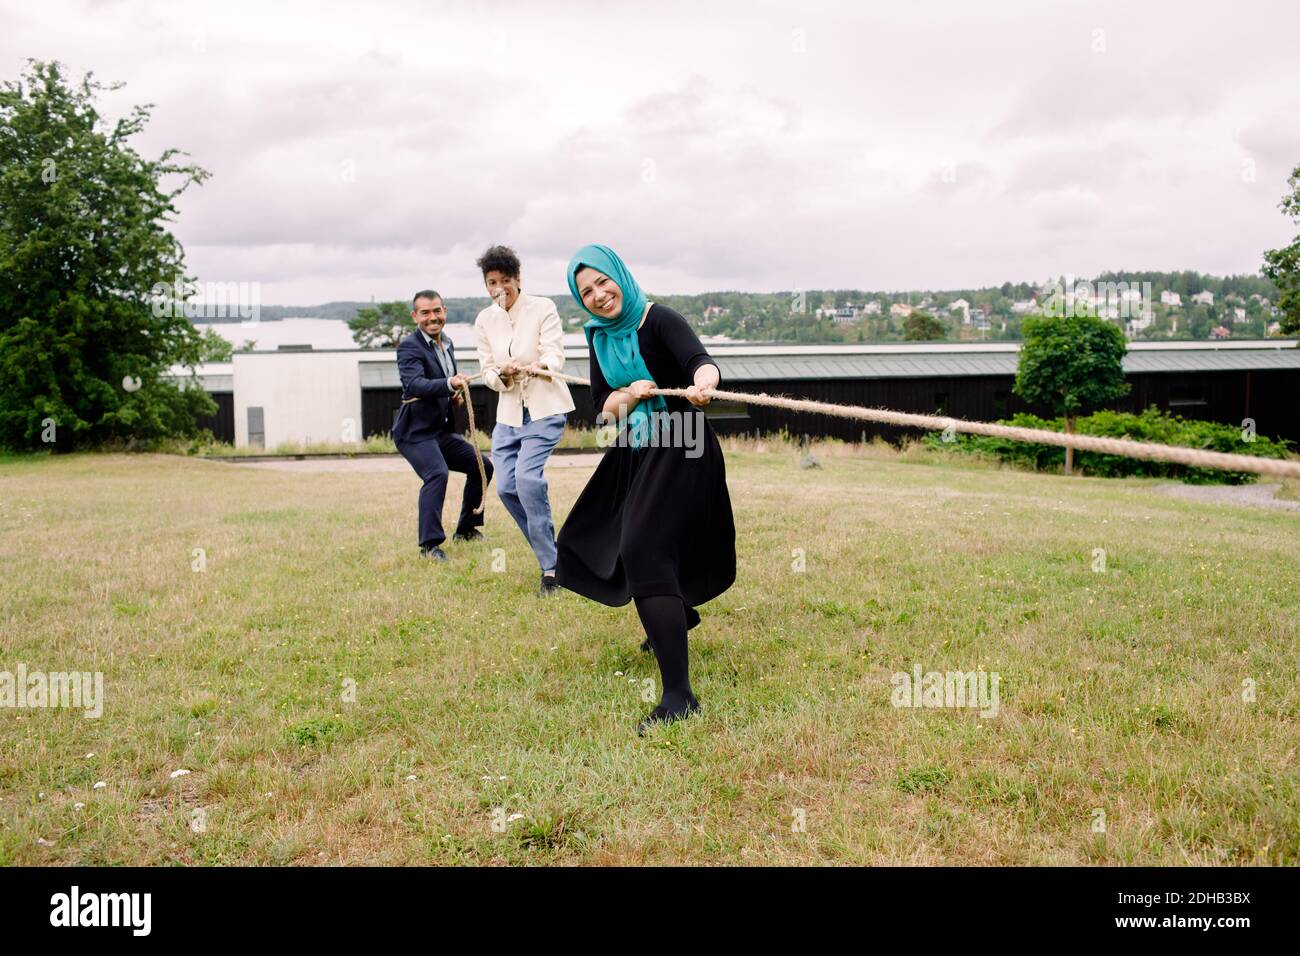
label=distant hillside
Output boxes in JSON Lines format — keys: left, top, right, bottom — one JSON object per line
{"left": 203, "top": 297, "right": 584, "bottom": 326}
{"left": 199, "top": 271, "right": 1288, "bottom": 344}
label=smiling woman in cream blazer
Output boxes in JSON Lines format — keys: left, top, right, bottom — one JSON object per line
{"left": 474, "top": 245, "right": 575, "bottom": 595}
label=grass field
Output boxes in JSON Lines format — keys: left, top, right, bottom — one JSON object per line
{"left": 1, "top": 440, "right": 1297, "bottom": 865}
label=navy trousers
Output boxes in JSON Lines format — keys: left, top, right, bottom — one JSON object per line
{"left": 396, "top": 431, "right": 494, "bottom": 549}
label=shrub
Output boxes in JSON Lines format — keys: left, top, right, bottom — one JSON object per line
{"left": 923, "top": 406, "right": 1292, "bottom": 484}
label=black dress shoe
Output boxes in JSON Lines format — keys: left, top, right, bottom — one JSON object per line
{"left": 636, "top": 696, "right": 700, "bottom": 736}
{"left": 538, "top": 573, "right": 560, "bottom": 597}
{"left": 452, "top": 529, "right": 484, "bottom": 542}
{"left": 419, "top": 546, "right": 449, "bottom": 562}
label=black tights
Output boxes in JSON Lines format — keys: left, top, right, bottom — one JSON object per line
{"left": 633, "top": 594, "right": 697, "bottom": 714}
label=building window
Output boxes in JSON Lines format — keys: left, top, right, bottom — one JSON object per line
{"left": 248, "top": 406, "right": 265, "bottom": 447}
{"left": 704, "top": 401, "right": 750, "bottom": 421}
{"left": 1168, "top": 385, "right": 1207, "bottom": 408}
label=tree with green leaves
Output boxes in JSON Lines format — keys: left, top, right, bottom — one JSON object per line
{"left": 198, "top": 327, "right": 233, "bottom": 363}
{"left": 1262, "top": 163, "right": 1300, "bottom": 336}
{"left": 1015, "top": 314, "right": 1130, "bottom": 474}
{"left": 902, "top": 311, "right": 946, "bottom": 341}
{"left": 0, "top": 60, "right": 213, "bottom": 450}
{"left": 348, "top": 301, "right": 410, "bottom": 348}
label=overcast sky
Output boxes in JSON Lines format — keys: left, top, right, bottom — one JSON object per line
{"left": 3, "top": 0, "right": 1299, "bottom": 304}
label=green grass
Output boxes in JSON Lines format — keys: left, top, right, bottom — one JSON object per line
{"left": 0, "top": 438, "right": 1296, "bottom": 865}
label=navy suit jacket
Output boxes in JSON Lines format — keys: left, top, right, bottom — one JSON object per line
{"left": 392, "top": 330, "right": 459, "bottom": 443}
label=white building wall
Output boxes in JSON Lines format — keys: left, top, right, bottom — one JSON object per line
{"left": 233, "top": 351, "right": 363, "bottom": 448}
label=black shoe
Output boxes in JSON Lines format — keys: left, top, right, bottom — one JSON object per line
{"left": 452, "top": 529, "right": 484, "bottom": 542}
{"left": 538, "top": 573, "right": 560, "bottom": 597}
{"left": 639, "top": 637, "right": 653, "bottom": 653}
{"left": 419, "top": 546, "right": 448, "bottom": 562}
{"left": 636, "top": 696, "right": 700, "bottom": 736}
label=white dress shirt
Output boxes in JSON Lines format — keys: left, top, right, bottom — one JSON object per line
{"left": 419, "top": 328, "right": 453, "bottom": 377}
{"left": 474, "top": 291, "right": 575, "bottom": 427}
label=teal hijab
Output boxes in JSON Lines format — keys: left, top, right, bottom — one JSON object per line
{"left": 566, "top": 244, "right": 666, "bottom": 447}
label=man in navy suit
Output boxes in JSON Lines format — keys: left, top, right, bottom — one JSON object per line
{"left": 392, "top": 289, "right": 494, "bottom": 561}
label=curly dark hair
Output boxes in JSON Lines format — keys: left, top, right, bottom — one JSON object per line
{"left": 475, "top": 244, "right": 521, "bottom": 279}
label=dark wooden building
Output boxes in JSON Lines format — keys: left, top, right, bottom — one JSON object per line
{"left": 358, "top": 341, "right": 1300, "bottom": 446}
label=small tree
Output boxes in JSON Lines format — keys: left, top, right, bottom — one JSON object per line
{"left": 1262, "top": 163, "right": 1300, "bottom": 335}
{"left": 198, "top": 327, "right": 233, "bottom": 363}
{"left": 903, "top": 311, "right": 946, "bottom": 341}
{"left": 348, "top": 301, "right": 409, "bottom": 348}
{"left": 1015, "top": 314, "right": 1130, "bottom": 475}
{"left": 0, "top": 60, "right": 213, "bottom": 450}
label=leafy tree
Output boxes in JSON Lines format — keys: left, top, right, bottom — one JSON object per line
{"left": 1262, "top": 163, "right": 1300, "bottom": 335}
{"left": 0, "top": 60, "right": 212, "bottom": 450}
{"left": 198, "top": 327, "right": 233, "bottom": 362}
{"left": 348, "top": 300, "right": 410, "bottom": 348}
{"left": 902, "top": 311, "right": 946, "bottom": 341}
{"left": 1014, "top": 314, "right": 1129, "bottom": 474}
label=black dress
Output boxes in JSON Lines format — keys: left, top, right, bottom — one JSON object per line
{"left": 555, "top": 304, "right": 737, "bottom": 608}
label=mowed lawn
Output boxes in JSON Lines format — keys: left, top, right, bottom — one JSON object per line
{"left": 0, "top": 442, "right": 1296, "bottom": 866}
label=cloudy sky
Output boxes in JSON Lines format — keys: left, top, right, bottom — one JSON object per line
{"left": 3, "top": 0, "right": 1299, "bottom": 303}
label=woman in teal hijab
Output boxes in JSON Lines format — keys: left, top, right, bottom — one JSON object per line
{"left": 556, "top": 244, "right": 737, "bottom": 735}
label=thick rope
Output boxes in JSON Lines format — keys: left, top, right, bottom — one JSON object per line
{"left": 528, "top": 368, "right": 1300, "bottom": 480}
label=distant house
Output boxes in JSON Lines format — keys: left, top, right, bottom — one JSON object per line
{"left": 1010, "top": 299, "right": 1037, "bottom": 314}
{"left": 890, "top": 303, "right": 914, "bottom": 318}
{"left": 1126, "top": 311, "right": 1154, "bottom": 336}
{"left": 1232, "top": 307, "right": 1246, "bottom": 323}
{"left": 814, "top": 306, "right": 837, "bottom": 319}
{"left": 862, "top": 300, "right": 882, "bottom": 316}
{"left": 833, "top": 306, "right": 859, "bottom": 325}
{"left": 703, "top": 305, "right": 728, "bottom": 319}
{"left": 1268, "top": 320, "right": 1281, "bottom": 335}
{"left": 1191, "top": 291, "right": 1215, "bottom": 306}
{"left": 1160, "top": 290, "right": 1181, "bottom": 307}
{"left": 1209, "top": 325, "right": 1231, "bottom": 339}
{"left": 948, "top": 298, "right": 971, "bottom": 324}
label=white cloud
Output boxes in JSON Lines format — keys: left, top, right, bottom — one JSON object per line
{"left": 2, "top": 0, "right": 1298, "bottom": 302}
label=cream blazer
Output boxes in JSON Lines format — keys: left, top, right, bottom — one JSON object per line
{"left": 474, "top": 291, "right": 576, "bottom": 427}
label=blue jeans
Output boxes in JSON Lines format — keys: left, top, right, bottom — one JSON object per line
{"left": 491, "top": 408, "right": 566, "bottom": 574}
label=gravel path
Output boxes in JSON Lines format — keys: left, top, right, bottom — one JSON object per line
{"left": 1153, "top": 482, "right": 1300, "bottom": 511}
{"left": 222, "top": 453, "right": 603, "bottom": 473}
